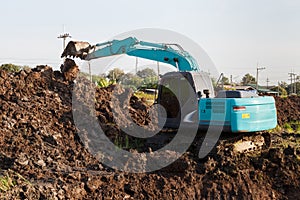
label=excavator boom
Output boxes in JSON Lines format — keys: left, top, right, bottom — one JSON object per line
{"left": 61, "top": 37, "right": 200, "bottom": 72}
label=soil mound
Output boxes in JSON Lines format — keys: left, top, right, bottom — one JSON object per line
{"left": 0, "top": 64, "right": 299, "bottom": 199}
{"left": 275, "top": 96, "right": 300, "bottom": 126}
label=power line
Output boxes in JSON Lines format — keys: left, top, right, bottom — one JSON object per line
{"left": 288, "top": 70, "right": 297, "bottom": 94}
{"left": 256, "top": 62, "right": 266, "bottom": 90}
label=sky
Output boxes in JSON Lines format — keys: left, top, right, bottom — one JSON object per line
{"left": 1, "top": 0, "right": 299, "bottom": 85}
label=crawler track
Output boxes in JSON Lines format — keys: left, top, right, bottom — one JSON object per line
{"left": 146, "top": 129, "right": 272, "bottom": 158}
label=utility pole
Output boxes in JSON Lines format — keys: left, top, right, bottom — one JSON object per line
{"left": 293, "top": 73, "right": 297, "bottom": 94}
{"left": 157, "top": 61, "right": 160, "bottom": 80}
{"left": 135, "top": 57, "right": 138, "bottom": 74}
{"left": 296, "top": 75, "right": 299, "bottom": 95}
{"left": 58, "top": 33, "right": 71, "bottom": 50}
{"left": 256, "top": 63, "right": 266, "bottom": 91}
{"left": 288, "top": 72, "right": 293, "bottom": 93}
{"left": 288, "top": 71, "right": 296, "bottom": 94}
{"left": 155, "top": 61, "right": 160, "bottom": 100}
{"left": 58, "top": 25, "right": 71, "bottom": 50}
{"left": 266, "top": 77, "right": 270, "bottom": 89}
{"left": 88, "top": 62, "right": 92, "bottom": 82}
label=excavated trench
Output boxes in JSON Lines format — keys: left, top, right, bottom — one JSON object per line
{"left": 0, "top": 61, "right": 300, "bottom": 199}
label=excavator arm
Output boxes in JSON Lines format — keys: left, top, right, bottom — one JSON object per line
{"left": 61, "top": 37, "right": 200, "bottom": 72}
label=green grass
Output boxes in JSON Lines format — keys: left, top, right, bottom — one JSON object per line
{"left": 134, "top": 92, "right": 156, "bottom": 106}
{"left": 293, "top": 121, "right": 300, "bottom": 134}
{"left": 270, "top": 121, "right": 300, "bottom": 134}
{"left": 283, "top": 123, "right": 294, "bottom": 133}
{"left": 114, "top": 135, "right": 144, "bottom": 151}
{"left": 0, "top": 170, "right": 31, "bottom": 193}
{"left": 288, "top": 121, "right": 300, "bottom": 134}
{"left": 114, "top": 135, "right": 131, "bottom": 150}
{"left": 268, "top": 125, "right": 283, "bottom": 133}
{"left": 296, "top": 126, "right": 300, "bottom": 134}
{"left": 0, "top": 173, "right": 14, "bottom": 192}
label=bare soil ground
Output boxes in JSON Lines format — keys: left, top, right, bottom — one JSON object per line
{"left": 0, "top": 63, "right": 300, "bottom": 199}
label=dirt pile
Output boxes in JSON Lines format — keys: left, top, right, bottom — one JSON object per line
{"left": 60, "top": 58, "right": 79, "bottom": 82}
{"left": 0, "top": 64, "right": 299, "bottom": 199}
{"left": 275, "top": 96, "right": 300, "bottom": 126}
{"left": 0, "top": 64, "right": 150, "bottom": 198}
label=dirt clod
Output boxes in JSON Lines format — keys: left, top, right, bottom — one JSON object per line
{"left": 60, "top": 58, "right": 79, "bottom": 82}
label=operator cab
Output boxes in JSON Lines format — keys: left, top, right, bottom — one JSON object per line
{"left": 157, "top": 71, "right": 213, "bottom": 128}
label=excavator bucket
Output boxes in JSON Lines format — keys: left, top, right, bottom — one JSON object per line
{"left": 61, "top": 41, "right": 91, "bottom": 59}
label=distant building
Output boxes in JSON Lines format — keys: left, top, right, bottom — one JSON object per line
{"left": 247, "top": 84, "right": 279, "bottom": 96}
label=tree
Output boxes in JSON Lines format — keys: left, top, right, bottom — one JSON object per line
{"left": 0, "top": 63, "right": 22, "bottom": 73}
{"left": 136, "top": 68, "right": 157, "bottom": 78}
{"left": 279, "top": 81, "right": 288, "bottom": 89}
{"left": 135, "top": 68, "right": 159, "bottom": 89}
{"left": 287, "top": 82, "right": 300, "bottom": 95}
{"left": 241, "top": 73, "right": 256, "bottom": 85}
{"left": 107, "top": 68, "right": 125, "bottom": 82}
{"left": 22, "top": 65, "right": 31, "bottom": 71}
{"left": 142, "top": 76, "right": 158, "bottom": 89}
{"left": 119, "top": 73, "right": 142, "bottom": 90}
{"left": 221, "top": 76, "right": 230, "bottom": 85}
{"left": 271, "top": 86, "right": 287, "bottom": 96}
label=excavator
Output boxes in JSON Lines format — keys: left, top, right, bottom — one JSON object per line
{"left": 62, "top": 36, "right": 277, "bottom": 155}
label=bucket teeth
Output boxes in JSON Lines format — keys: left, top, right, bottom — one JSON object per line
{"left": 61, "top": 41, "right": 91, "bottom": 59}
